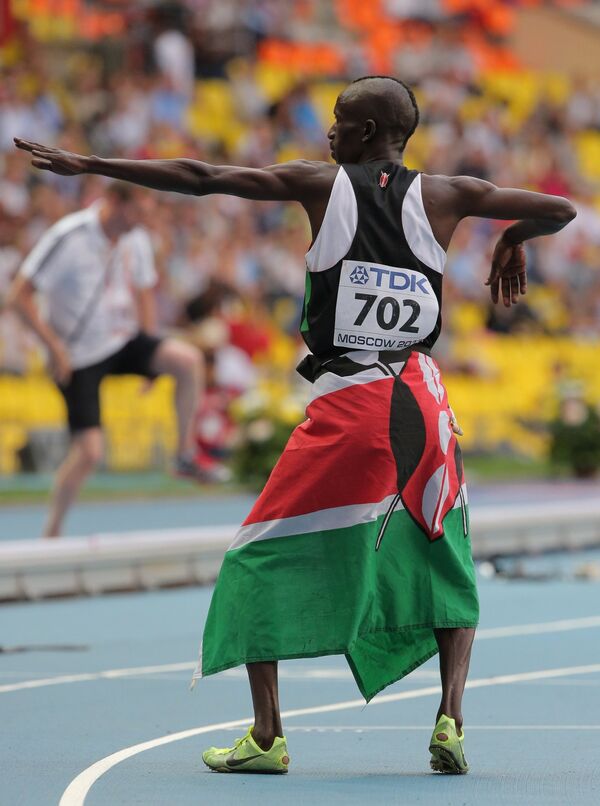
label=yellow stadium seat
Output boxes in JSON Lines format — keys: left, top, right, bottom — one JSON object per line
{"left": 254, "top": 62, "right": 298, "bottom": 102}
{"left": 0, "top": 424, "right": 28, "bottom": 474}
{"left": 187, "top": 80, "right": 247, "bottom": 150}
{"left": 575, "top": 132, "right": 600, "bottom": 179}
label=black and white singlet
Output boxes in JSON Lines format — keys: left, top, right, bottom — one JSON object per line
{"left": 300, "top": 161, "right": 446, "bottom": 359}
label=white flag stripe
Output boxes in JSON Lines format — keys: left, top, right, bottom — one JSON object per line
{"left": 230, "top": 486, "right": 468, "bottom": 551}
{"left": 230, "top": 494, "right": 400, "bottom": 549}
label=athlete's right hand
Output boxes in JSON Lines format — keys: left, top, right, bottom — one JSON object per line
{"left": 49, "top": 343, "right": 72, "bottom": 386}
{"left": 14, "top": 138, "right": 89, "bottom": 176}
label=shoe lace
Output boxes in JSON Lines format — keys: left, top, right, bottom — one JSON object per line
{"left": 232, "top": 728, "right": 252, "bottom": 748}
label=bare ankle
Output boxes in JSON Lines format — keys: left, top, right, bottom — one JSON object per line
{"left": 251, "top": 728, "right": 277, "bottom": 751}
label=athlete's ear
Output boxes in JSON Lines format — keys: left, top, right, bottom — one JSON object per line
{"left": 362, "top": 119, "right": 377, "bottom": 142}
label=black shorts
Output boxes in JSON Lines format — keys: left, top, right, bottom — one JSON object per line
{"left": 59, "top": 332, "right": 162, "bottom": 433}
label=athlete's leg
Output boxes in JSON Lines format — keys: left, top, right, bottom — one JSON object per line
{"left": 149, "top": 338, "right": 203, "bottom": 456}
{"left": 246, "top": 661, "right": 284, "bottom": 750}
{"left": 433, "top": 627, "right": 476, "bottom": 731}
{"left": 44, "top": 427, "right": 104, "bottom": 538}
{"left": 202, "top": 662, "right": 288, "bottom": 772}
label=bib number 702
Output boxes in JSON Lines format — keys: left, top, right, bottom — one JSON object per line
{"left": 353, "top": 293, "right": 420, "bottom": 333}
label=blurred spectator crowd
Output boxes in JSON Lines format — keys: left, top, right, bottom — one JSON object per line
{"left": 1, "top": 0, "right": 600, "bottom": 427}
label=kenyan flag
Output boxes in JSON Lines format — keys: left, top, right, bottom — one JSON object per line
{"left": 198, "top": 351, "right": 479, "bottom": 701}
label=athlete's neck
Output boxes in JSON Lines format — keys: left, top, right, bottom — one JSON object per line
{"left": 358, "top": 145, "right": 405, "bottom": 165}
{"left": 362, "top": 154, "right": 405, "bottom": 164}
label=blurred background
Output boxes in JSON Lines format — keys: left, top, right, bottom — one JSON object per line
{"left": 2, "top": 0, "right": 600, "bottom": 509}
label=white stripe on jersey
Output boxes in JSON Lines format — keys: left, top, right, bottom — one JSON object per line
{"left": 305, "top": 167, "right": 358, "bottom": 273}
{"left": 402, "top": 173, "right": 446, "bottom": 274}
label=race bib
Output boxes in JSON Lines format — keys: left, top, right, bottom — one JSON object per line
{"left": 333, "top": 259, "right": 439, "bottom": 350}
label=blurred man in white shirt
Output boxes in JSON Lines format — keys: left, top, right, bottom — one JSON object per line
{"left": 8, "top": 182, "right": 212, "bottom": 537}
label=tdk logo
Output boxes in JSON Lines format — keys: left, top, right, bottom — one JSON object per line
{"left": 349, "top": 265, "right": 369, "bottom": 285}
{"left": 349, "top": 264, "right": 430, "bottom": 294}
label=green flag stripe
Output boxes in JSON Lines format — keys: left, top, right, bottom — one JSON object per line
{"left": 202, "top": 506, "right": 478, "bottom": 701}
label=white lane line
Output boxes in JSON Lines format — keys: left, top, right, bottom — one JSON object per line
{"left": 59, "top": 662, "right": 600, "bottom": 806}
{"left": 0, "top": 663, "right": 195, "bottom": 694}
{"left": 476, "top": 615, "right": 600, "bottom": 639}
{"left": 5, "top": 613, "right": 600, "bottom": 695}
{"left": 520, "top": 679, "right": 600, "bottom": 686}
{"left": 279, "top": 724, "right": 600, "bottom": 732}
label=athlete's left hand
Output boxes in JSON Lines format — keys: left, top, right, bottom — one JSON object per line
{"left": 486, "top": 236, "right": 527, "bottom": 307}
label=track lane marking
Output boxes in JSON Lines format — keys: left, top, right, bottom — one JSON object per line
{"left": 280, "top": 724, "right": 600, "bottom": 731}
{"left": 59, "top": 662, "right": 600, "bottom": 806}
{"left": 0, "top": 662, "right": 196, "bottom": 694}
{"left": 476, "top": 615, "right": 600, "bottom": 639}
{"left": 4, "top": 614, "right": 600, "bottom": 695}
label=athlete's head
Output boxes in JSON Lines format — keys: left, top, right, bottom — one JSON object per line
{"left": 328, "top": 76, "right": 419, "bottom": 164}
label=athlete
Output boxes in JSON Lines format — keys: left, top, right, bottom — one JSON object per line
{"left": 15, "top": 75, "right": 576, "bottom": 772}
{"left": 7, "top": 182, "right": 216, "bottom": 538}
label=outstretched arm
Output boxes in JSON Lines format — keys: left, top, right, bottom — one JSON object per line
{"left": 13, "top": 138, "right": 332, "bottom": 203}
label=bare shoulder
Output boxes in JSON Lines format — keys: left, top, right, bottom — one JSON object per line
{"left": 418, "top": 173, "right": 493, "bottom": 249}
{"left": 421, "top": 173, "right": 494, "bottom": 203}
{"left": 269, "top": 159, "right": 335, "bottom": 175}
{"left": 267, "top": 159, "right": 338, "bottom": 205}
{"left": 270, "top": 159, "right": 337, "bottom": 184}
{"left": 277, "top": 159, "right": 335, "bottom": 172}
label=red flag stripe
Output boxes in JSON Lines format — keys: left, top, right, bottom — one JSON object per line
{"left": 244, "top": 378, "right": 398, "bottom": 525}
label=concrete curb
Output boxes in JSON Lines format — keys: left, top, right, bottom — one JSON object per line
{"left": 1, "top": 501, "right": 599, "bottom": 600}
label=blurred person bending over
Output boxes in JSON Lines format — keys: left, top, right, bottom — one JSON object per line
{"left": 15, "top": 76, "right": 576, "bottom": 772}
{"left": 8, "top": 182, "right": 211, "bottom": 538}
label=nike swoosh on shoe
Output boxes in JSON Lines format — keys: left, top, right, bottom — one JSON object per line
{"left": 225, "top": 752, "right": 264, "bottom": 768}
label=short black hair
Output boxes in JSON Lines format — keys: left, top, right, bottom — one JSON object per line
{"left": 349, "top": 75, "right": 420, "bottom": 150}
